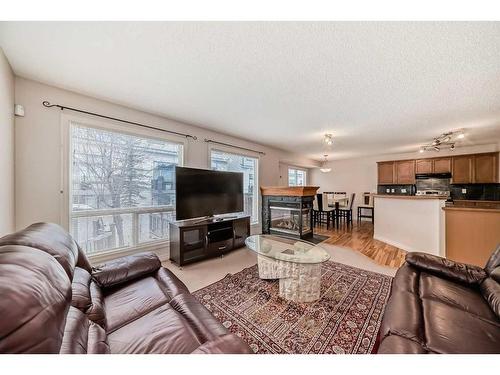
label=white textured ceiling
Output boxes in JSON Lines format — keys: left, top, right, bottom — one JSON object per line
{"left": 1, "top": 22, "right": 500, "bottom": 160}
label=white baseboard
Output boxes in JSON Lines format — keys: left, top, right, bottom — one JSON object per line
{"left": 373, "top": 234, "right": 433, "bottom": 254}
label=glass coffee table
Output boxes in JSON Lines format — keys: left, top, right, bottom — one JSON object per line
{"left": 245, "top": 234, "right": 330, "bottom": 303}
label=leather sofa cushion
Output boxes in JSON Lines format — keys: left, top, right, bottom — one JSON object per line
{"left": 191, "top": 334, "right": 254, "bottom": 354}
{"left": 480, "top": 278, "right": 500, "bottom": 319}
{"left": 377, "top": 335, "right": 428, "bottom": 354}
{"left": 485, "top": 244, "right": 500, "bottom": 274}
{"left": 60, "top": 307, "right": 110, "bottom": 354}
{"left": 155, "top": 267, "right": 190, "bottom": 296}
{"left": 0, "top": 223, "right": 79, "bottom": 279}
{"left": 0, "top": 245, "right": 72, "bottom": 353}
{"left": 169, "top": 293, "right": 229, "bottom": 343}
{"left": 104, "top": 276, "right": 171, "bottom": 333}
{"left": 104, "top": 267, "right": 191, "bottom": 333}
{"left": 390, "top": 263, "right": 419, "bottom": 294}
{"left": 71, "top": 267, "right": 106, "bottom": 328}
{"left": 92, "top": 252, "right": 161, "bottom": 288}
{"left": 107, "top": 304, "right": 203, "bottom": 353}
{"left": 423, "top": 299, "right": 500, "bottom": 353}
{"left": 379, "top": 290, "right": 424, "bottom": 345}
{"left": 419, "top": 272, "right": 498, "bottom": 322}
{"left": 406, "top": 252, "right": 487, "bottom": 285}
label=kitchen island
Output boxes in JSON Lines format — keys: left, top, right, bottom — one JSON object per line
{"left": 443, "top": 205, "right": 500, "bottom": 267}
{"left": 373, "top": 195, "right": 447, "bottom": 256}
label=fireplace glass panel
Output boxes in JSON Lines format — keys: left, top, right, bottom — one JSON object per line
{"left": 269, "top": 207, "right": 312, "bottom": 236}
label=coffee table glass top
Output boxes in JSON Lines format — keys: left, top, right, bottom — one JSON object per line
{"left": 245, "top": 234, "right": 330, "bottom": 264}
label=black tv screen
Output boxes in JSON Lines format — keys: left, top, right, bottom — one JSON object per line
{"left": 175, "top": 166, "right": 244, "bottom": 220}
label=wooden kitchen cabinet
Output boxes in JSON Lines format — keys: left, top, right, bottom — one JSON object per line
{"left": 452, "top": 155, "right": 473, "bottom": 183}
{"left": 433, "top": 157, "right": 452, "bottom": 173}
{"left": 473, "top": 153, "right": 498, "bottom": 183}
{"left": 396, "top": 160, "right": 416, "bottom": 184}
{"left": 416, "top": 159, "right": 433, "bottom": 174}
{"left": 377, "top": 161, "right": 395, "bottom": 185}
{"left": 416, "top": 157, "right": 451, "bottom": 174}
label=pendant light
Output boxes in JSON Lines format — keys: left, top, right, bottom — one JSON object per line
{"left": 320, "top": 154, "right": 331, "bottom": 173}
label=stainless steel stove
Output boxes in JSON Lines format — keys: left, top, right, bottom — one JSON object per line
{"left": 415, "top": 189, "right": 450, "bottom": 197}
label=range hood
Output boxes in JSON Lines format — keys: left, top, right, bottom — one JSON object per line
{"left": 415, "top": 172, "right": 452, "bottom": 179}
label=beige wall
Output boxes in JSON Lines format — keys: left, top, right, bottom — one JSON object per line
{"left": 310, "top": 143, "right": 500, "bottom": 218}
{"left": 14, "top": 77, "right": 318, "bottom": 231}
{"left": 0, "top": 49, "right": 15, "bottom": 236}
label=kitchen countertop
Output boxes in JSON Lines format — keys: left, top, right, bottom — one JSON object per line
{"left": 443, "top": 206, "right": 500, "bottom": 213}
{"left": 374, "top": 194, "right": 447, "bottom": 200}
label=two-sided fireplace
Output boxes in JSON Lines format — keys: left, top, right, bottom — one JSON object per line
{"left": 260, "top": 186, "right": 319, "bottom": 239}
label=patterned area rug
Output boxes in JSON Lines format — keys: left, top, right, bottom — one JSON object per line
{"left": 193, "top": 261, "right": 392, "bottom": 354}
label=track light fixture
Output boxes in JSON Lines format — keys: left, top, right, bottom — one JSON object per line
{"left": 419, "top": 130, "right": 465, "bottom": 153}
{"left": 323, "top": 134, "right": 334, "bottom": 146}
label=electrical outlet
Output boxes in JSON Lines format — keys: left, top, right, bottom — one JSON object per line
{"left": 391, "top": 189, "right": 395, "bottom": 193}
{"left": 386, "top": 188, "right": 390, "bottom": 193}
{"left": 462, "top": 189, "right": 467, "bottom": 194}
{"left": 401, "top": 189, "right": 407, "bottom": 193}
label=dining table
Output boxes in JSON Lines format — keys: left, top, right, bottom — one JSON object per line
{"left": 314, "top": 197, "right": 349, "bottom": 229}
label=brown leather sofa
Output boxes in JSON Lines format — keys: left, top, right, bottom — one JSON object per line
{"left": 0, "top": 223, "right": 252, "bottom": 354}
{"left": 379, "top": 246, "right": 500, "bottom": 353}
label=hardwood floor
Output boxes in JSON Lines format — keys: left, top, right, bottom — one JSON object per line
{"left": 315, "top": 220, "right": 407, "bottom": 268}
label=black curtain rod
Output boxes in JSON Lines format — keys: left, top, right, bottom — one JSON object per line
{"left": 204, "top": 138, "right": 266, "bottom": 155}
{"left": 42, "top": 101, "right": 197, "bottom": 140}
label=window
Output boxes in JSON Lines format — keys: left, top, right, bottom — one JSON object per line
{"left": 210, "top": 149, "right": 259, "bottom": 224}
{"left": 288, "top": 168, "right": 307, "bottom": 186}
{"left": 70, "top": 122, "right": 183, "bottom": 255}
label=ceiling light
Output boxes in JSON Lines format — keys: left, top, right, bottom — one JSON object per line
{"left": 419, "top": 148, "right": 425, "bottom": 153}
{"left": 320, "top": 155, "right": 331, "bottom": 173}
{"left": 457, "top": 132, "right": 465, "bottom": 139}
{"left": 323, "top": 134, "right": 334, "bottom": 146}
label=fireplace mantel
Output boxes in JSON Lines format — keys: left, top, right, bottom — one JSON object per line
{"left": 261, "top": 186, "right": 319, "bottom": 239}
{"left": 260, "top": 186, "right": 320, "bottom": 197}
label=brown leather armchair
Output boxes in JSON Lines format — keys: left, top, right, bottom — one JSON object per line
{"left": 378, "top": 247, "right": 500, "bottom": 353}
{"left": 0, "top": 223, "right": 252, "bottom": 354}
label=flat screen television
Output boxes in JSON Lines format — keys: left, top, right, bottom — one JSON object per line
{"left": 175, "top": 166, "right": 244, "bottom": 220}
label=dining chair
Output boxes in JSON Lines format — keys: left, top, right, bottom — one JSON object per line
{"left": 357, "top": 192, "right": 374, "bottom": 223}
{"left": 333, "top": 191, "right": 348, "bottom": 208}
{"left": 313, "top": 193, "right": 327, "bottom": 226}
{"left": 338, "top": 193, "right": 356, "bottom": 225}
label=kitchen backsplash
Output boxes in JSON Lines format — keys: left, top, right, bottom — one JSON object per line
{"left": 377, "top": 184, "right": 416, "bottom": 195}
{"left": 450, "top": 183, "right": 500, "bottom": 201}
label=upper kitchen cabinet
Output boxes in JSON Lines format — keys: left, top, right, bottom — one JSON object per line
{"left": 416, "top": 159, "right": 433, "bottom": 174}
{"left": 377, "top": 161, "right": 395, "bottom": 185}
{"left": 396, "top": 160, "right": 416, "bottom": 184}
{"left": 452, "top": 155, "right": 473, "bottom": 183}
{"left": 416, "top": 157, "right": 451, "bottom": 174}
{"left": 433, "top": 157, "right": 452, "bottom": 173}
{"left": 473, "top": 153, "right": 498, "bottom": 183}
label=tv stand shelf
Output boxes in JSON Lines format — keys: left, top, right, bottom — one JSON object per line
{"left": 169, "top": 214, "right": 250, "bottom": 266}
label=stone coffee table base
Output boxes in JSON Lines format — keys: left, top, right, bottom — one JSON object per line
{"left": 257, "top": 255, "right": 322, "bottom": 302}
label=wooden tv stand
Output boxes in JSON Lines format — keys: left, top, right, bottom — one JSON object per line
{"left": 169, "top": 214, "right": 250, "bottom": 266}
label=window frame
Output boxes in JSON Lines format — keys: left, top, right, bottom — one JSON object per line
{"left": 61, "top": 113, "right": 188, "bottom": 262}
{"left": 207, "top": 144, "right": 261, "bottom": 226}
{"left": 288, "top": 166, "right": 308, "bottom": 186}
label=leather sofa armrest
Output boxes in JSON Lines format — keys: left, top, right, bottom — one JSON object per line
{"left": 191, "top": 334, "right": 253, "bottom": 354}
{"left": 405, "top": 252, "right": 487, "bottom": 285}
{"left": 92, "top": 252, "right": 161, "bottom": 288}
